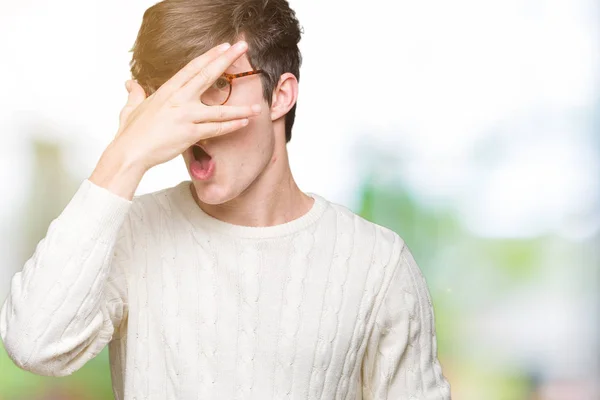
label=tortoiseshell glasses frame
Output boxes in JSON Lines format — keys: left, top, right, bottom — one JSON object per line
{"left": 201, "top": 69, "right": 264, "bottom": 106}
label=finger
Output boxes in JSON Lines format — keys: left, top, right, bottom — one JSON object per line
{"left": 177, "top": 41, "right": 249, "bottom": 101}
{"left": 158, "top": 42, "right": 232, "bottom": 97}
{"left": 190, "top": 118, "right": 250, "bottom": 141}
{"left": 184, "top": 103, "right": 262, "bottom": 123}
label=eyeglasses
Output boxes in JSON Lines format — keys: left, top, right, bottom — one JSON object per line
{"left": 200, "top": 69, "right": 264, "bottom": 106}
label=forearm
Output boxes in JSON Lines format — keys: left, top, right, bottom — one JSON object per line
{"left": 0, "top": 179, "right": 132, "bottom": 376}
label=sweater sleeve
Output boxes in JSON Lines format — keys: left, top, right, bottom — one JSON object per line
{"left": 360, "top": 242, "right": 451, "bottom": 400}
{"left": 0, "top": 179, "right": 134, "bottom": 377}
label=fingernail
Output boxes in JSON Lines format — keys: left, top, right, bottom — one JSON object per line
{"left": 241, "top": 118, "right": 249, "bottom": 126}
{"left": 218, "top": 43, "right": 231, "bottom": 52}
{"left": 251, "top": 104, "right": 262, "bottom": 113}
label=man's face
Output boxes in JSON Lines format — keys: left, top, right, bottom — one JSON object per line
{"left": 181, "top": 52, "right": 275, "bottom": 205}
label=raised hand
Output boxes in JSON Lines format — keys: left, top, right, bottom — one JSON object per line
{"left": 90, "top": 40, "right": 261, "bottom": 200}
{"left": 114, "top": 40, "right": 261, "bottom": 172}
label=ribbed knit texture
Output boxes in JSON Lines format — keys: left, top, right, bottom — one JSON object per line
{"left": 1, "top": 179, "right": 451, "bottom": 400}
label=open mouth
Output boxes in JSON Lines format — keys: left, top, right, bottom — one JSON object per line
{"left": 190, "top": 143, "right": 216, "bottom": 180}
{"left": 192, "top": 143, "right": 211, "bottom": 162}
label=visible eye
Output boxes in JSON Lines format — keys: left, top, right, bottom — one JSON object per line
{"left": 213, "top": 77, "right": 229, "bottom": 90}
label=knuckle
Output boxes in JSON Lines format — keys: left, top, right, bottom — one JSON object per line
{"left": 217, "top": 106, "right": 226, "bottom": 120}
{"left": 215, "top": 122, "right": 225, "bottom": 136}
{"left": 166, "top": 96, "right": 184, "bottom": 110}
{"left": 198, "top": 67, "right": 212, "bottom": 82}
{"left": 172, "top": 105, "right": 188, "bottom": 121}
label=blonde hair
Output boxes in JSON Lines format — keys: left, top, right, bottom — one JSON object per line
{"left": 128, "top": 0, "right": 303, "bottom": 142}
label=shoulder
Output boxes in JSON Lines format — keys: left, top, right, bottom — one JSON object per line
{"left": 313, "top": 191, "right": 406, "bottom": 267}
{"left": 314, "top": 193, "right": 416, "bottom": 322}
{"left": 315, "top": 192, "right": 405, "bottom": 250}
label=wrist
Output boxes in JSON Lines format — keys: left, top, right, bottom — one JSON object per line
{"left": 89, "top": 140, "right": 146, "bottom": 200}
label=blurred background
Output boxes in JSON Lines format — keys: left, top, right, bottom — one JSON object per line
{"left": 1, "top": 0, "right": 599, "bottom": 399}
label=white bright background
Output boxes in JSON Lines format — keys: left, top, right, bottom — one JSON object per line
{"left": 1, "top": 0, "right": 597, "bottom": 235}
{"left": 0, "top": 0, "right": 598, "bottom": 398}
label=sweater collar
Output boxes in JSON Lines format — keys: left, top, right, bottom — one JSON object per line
{"left": 174, "top": 181, "right": 328, "bottom": 239}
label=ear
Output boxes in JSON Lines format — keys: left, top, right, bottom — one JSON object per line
{"left": 270, "top": 73, "right": 298, "bottom": 122}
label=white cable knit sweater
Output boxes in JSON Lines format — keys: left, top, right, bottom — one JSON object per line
{"left": 1, "top": 179, "right": 451, "bottom": 400}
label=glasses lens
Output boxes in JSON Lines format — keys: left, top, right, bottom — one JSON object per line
{"left": 200, "top": 77, "right": 230, "bottom": 106}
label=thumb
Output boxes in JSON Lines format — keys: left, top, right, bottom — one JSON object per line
{"left": 117, "top": 80, "right": 147, "bottom": 135}
{"left": 125, "top": 79, "right": 146, "bottom": 108}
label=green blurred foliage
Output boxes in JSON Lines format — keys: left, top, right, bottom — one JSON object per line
{"left": 1, "top": 343, "right": 114, "bottom": 400}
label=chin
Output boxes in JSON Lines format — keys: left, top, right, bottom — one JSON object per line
{"left": 189, "top": 176, "right": 247, "bottom": 206}
{"left": 189, "top": 179, "right": 225, "bottom": 205}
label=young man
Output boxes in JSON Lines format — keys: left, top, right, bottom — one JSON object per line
{"left": 0, "top": 0, "right": 451, "bottom": 399}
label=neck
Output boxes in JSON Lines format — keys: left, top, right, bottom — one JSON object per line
{"left": 191, "top": 144, "right": 314, "bottom": 228}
